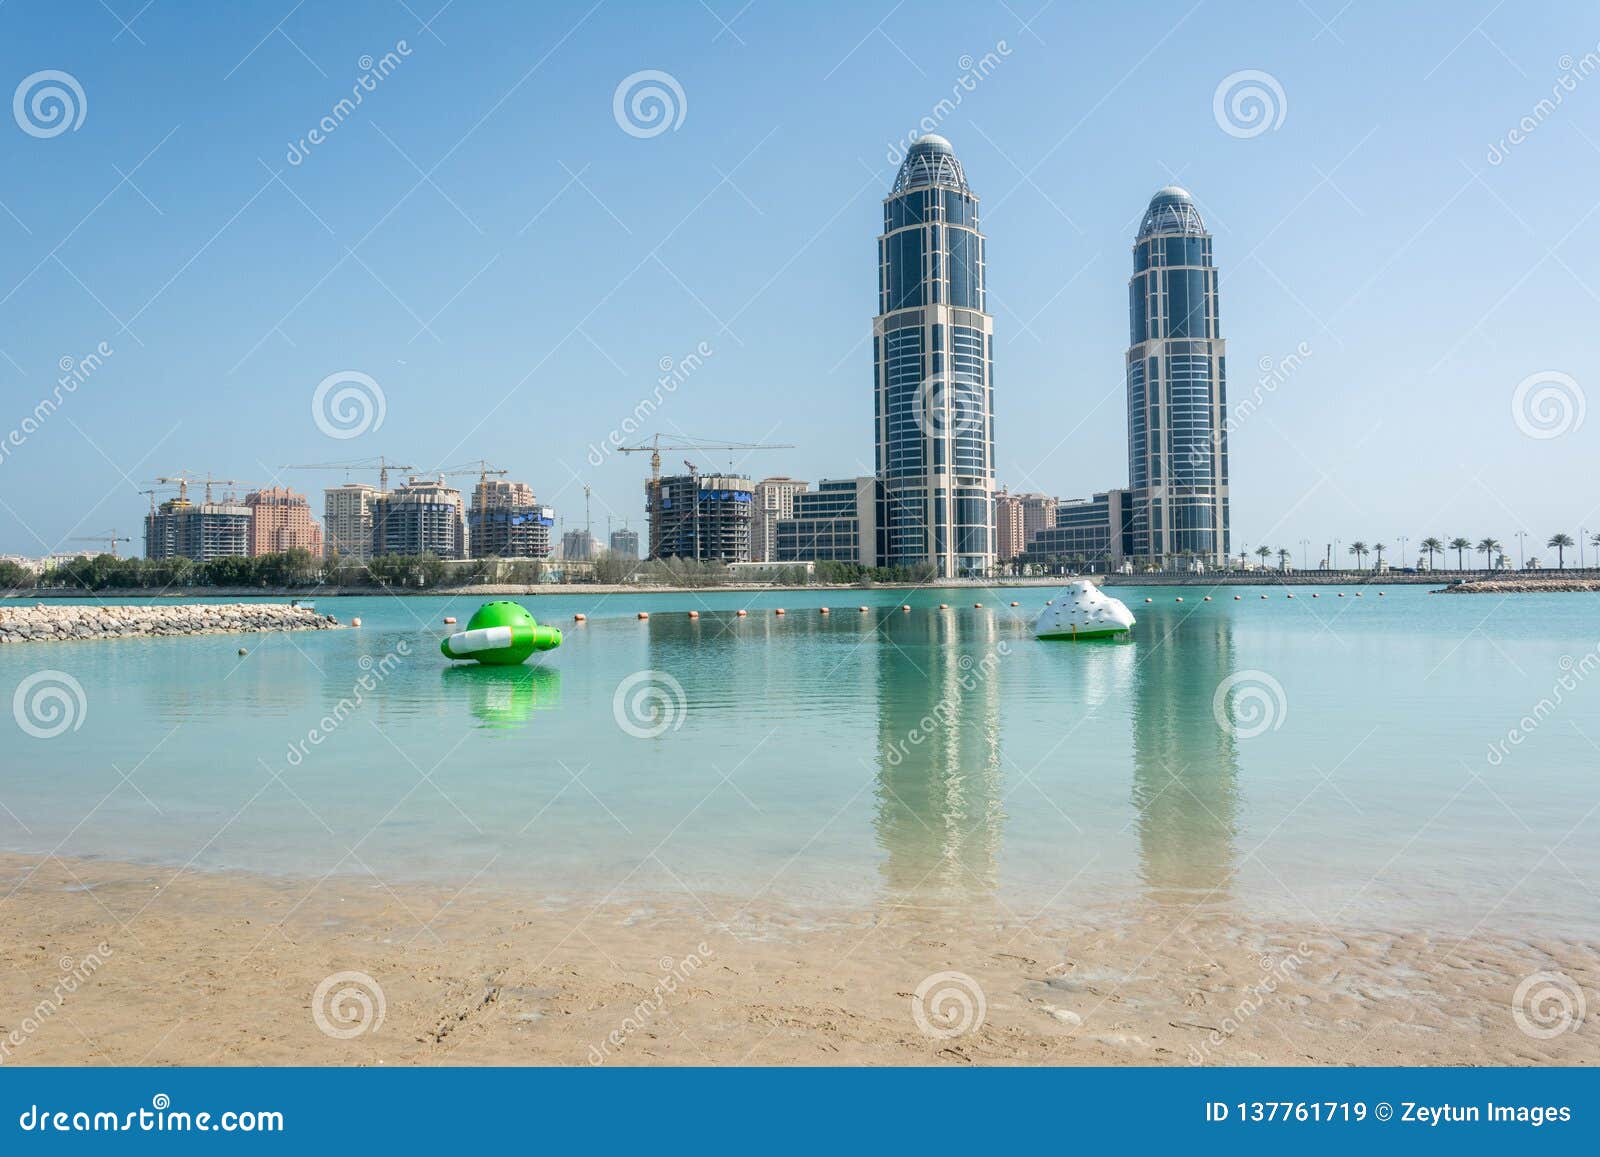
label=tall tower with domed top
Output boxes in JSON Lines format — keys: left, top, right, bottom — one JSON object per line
{"left": 873, "top": 134, "right": 995, "bottom": 578}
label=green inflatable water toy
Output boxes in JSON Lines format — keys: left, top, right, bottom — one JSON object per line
{"left": 440, "top": 601, "right": 561, "bottom": 665}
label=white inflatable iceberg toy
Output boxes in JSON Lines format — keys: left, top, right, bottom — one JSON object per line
{"left": 1034, "top": 579, "right": 1136, "bottom": 640}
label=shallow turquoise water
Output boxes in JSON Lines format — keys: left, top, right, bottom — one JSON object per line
{"left": 2, "top": 585, "right": 1597, "bottom": 934}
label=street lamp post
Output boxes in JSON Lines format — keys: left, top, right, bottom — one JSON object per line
{"left": 1300, "top": 538, "right": 1310, "bottom": 571}
{"left": 1333, "top": 538, "right": 1341, "bottom": 574}
{"left": 1399, "top": 535, "right": 1408, "bottom": 570}
{"left": 1516, "top": 530, "right": 1526, "bottom": 570}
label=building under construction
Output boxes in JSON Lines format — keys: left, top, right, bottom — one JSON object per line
{"left": 646, "top": 472, "right": 753, "bottom": 563}
{"left": 468, "top": 478, "right": 553, "bottom": 559}
{"left": 144, "top": 498, "right": 252, "bottom": 562}
{"left": 371, "top": 476, "right": 466, "bottom": 558}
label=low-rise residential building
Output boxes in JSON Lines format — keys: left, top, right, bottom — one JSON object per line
{"left": 774, "top": 476, "right": 879, "bottom": 567}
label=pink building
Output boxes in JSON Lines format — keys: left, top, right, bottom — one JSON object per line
{"left": 245, "top": 487, "right": 324, "bottom": 557}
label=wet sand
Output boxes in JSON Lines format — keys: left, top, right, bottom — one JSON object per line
{"left": 1, "top": 853, "right": 1594, "bottom": 1066}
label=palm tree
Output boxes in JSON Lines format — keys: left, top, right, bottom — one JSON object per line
{"left": 1476, "top": 538, "right": 1501, "bottom": 570}
{"left": 1372, "top": 542, "right": 1387, "bottom": 570}
{"left": 1449, "top": 536, "right": 1472, "bottom": 570}
{"left": 1547, "top": 533, "right": 1574, "bottom": 569}
{"left": 1255, "top": 545, "right": 1272, "bottom": 568}
{"left": 1348, "top": 541, "right": 1368, "bottom": 569}
{"left": 1277, "top": 547, "right": 1292, "bottom": 571}
{"left": 1591, "top": 532, "right": 1600, "bottom": 567}
{"left": 1420, "top": 536, "right": 1444, "bottom": 570}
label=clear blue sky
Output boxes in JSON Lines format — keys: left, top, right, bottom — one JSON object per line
{"left": 1, "top": 0, "right": 1596, "bottom": 565}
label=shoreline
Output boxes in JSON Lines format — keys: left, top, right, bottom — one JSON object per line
{"left": 2, "top": 851, "right": 1593, "bottom": 1066}
{"left": 3, "top": 571, "right": 1549, "bottom": 601}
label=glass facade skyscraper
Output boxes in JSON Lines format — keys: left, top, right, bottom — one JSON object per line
{"left": 1126, "top": 186, "right": 1230, "bottom": 567}
{"left": 874, "top": 134, "right": 995, "bottom": 577}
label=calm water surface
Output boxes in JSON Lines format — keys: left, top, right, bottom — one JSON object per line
{"left": 2, "top": 585, "right": 1597, "bottom": 935}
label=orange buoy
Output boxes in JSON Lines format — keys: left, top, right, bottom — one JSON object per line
{"left": 688, "top": 610, "right": 699, "bottom": 619}
{"left": 574, "top": 613, "right": 587, "bottom": 621}
{"left": 736, "top": 609, "right": 748, "bottom": 617}
{"left": 819, "top": 607, "right": 830, "bottom": 615}
{"left": 637, "top": 612, "right": 649, "bottom": 620}
{"left": 775, "top": 608, "right": 786, "bottom": 615}
{"left": 443, "top": 616, "right": 457, "bottom": 625}
{"left": 350, "top": 617, "right": 362, "bottom": 627}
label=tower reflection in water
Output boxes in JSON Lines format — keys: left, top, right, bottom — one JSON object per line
{"left": 1129, "top": 613, "right": 1241, "bottom": 904}
{"left": 872, "top": 609, "right": 1005, "bottom": 904}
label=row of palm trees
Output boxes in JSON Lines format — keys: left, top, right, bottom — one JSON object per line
{"left": 1240, "top": 532, "right": 1597, "bottom": 572}
{"left": 1378, "top": 533, "right": 1592, "bottom": 571}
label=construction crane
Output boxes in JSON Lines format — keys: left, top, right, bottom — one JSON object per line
{"left": 439, "top": 460, "right": 510, "bottom": 487}
{"left": 616, "top": 435, "right": 795, "bottom": 480}
{"left": 280, "top": 456, "right": 415, "bottom": 494}
{"left": 70, "top": 531, "right": 131, "bottom": 558}
{"left": 150, "top": 473, "right": 245, "bottom": 504}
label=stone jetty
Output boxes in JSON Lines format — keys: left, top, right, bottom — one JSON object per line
{"left": 1436, "top": 577, "right": 1600, "bottom": 594}
{"left": 0, "top": 603, "right": 343, "bottom": 643}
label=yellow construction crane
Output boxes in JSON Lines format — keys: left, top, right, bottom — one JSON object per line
{"left": 70, "top": 531, "right": 131, "bottom": 558}
{"left": 439, "top": 460, "right": 510, "bottom": 487}
{"left": 150, "top": 472, "right": 245, "bottom": 504}
{"left": 617, "top": 435, "right": 795, "bottom": 480}
{"left": 280, "top": 456, "right": 415, "bottom": 494}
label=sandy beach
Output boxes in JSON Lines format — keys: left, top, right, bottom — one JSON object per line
{"left": 2, "top": 853, "right": 1593, "bottom": 1067}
